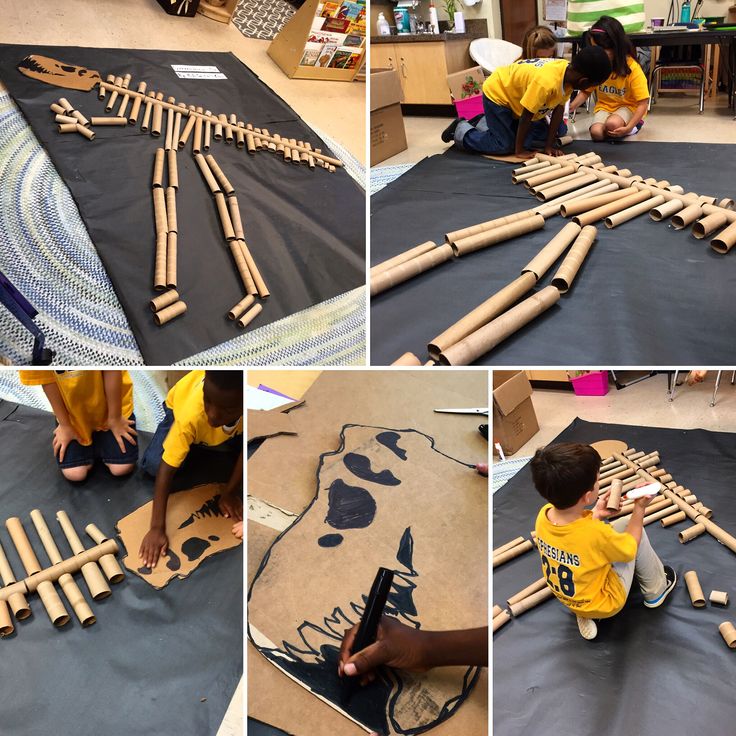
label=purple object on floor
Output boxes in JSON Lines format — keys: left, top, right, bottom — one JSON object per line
{"left": 258, "top": 384, "right": 297, "bottom": 402}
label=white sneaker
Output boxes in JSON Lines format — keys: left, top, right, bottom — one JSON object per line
{"left": 576, "top": 615, "right": 598, "bottom": 640}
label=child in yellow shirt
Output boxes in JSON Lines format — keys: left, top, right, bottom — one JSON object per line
{"left": 442, "top": 46, "right": 611, "bottom": 158}
{"left": 532, "top": 442, "right": 676, "bottom": 640}
{"left": 139, "top": 370, "right": 243, "bottom": 568}
{"left": 19, "top": 370, "right": 137, "bottom": 482}
{"left": 569, "top": 16, "right": 649, "bottom": 140}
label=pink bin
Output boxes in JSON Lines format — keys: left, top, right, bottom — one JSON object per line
{"left": 571, "top": 371, "right": 609, "bottom": 396}
{"left": 454, "top": 94, "right": 484, "bottom": 119}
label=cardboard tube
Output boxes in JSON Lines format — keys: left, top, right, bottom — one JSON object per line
{"left": 535, "top": 181, "right": 616, "bottom": 218}
{"left": 166, "top": 149, "right": 178, "bottom": 190}
{"left": 172, "top": 103, "right": 184, "bottom": 144}
{"left": 711, "top": 220, "right": 736, "bottom": 254}
{"left": 684, "top": 570, "right": 706, "bottom": 605}
{"left": 236, "top": 121, "right": 245, "bottom": 149}
{"left": 371, "top": 243, "right": 454, "bottom": 296}
{"left": 550, "top": 225, "right": 597, "bottom": 293}
{"left": 536, "top": 174, "right": 598, "bottom": 202}
{"left": 303, "top": 142, "right": 316, "bottom": 168}
{"left": 452, "top": 215, "right": 546, "bottom": 257}
{"left": 672, "top": 203, "right": 704, "bottom": 229}
{"left": 695, "top": 515, "right": 736, "bottom": 554}
{"left": 141, "top": 91, "right": 155, "bottom": 132}
{"left": 391, "top": 352, "right": 422, "bottom": 366}
{"left": 693, "top": 211, "right": 729, "bottom": 239}
{"left": 702, "top": 204, "right": 736, "bottom": 223}
{"left": 229, "top": 241, "right": 257, "bottom": 295}
{"left": 84, "top": 524, "right": 125, "bottom": 583}
{"left": 154, "top": 233, "right": 167, "bottom": 291}
{"left": 194, "top": 153, "right": 221, "bottom": 194}
{"left": 283, "top": 145, "right": 293, "bottom": 163}
{"left": 573, "top": 190, "right": 650, "bottom": 226}
{"left": 165, "top": 187, "right": 177, "bottom": 234}
{"left": 642, "top": 178, "right": 657, "bottom": 186}
{"left": 512, "top": 160, "right": 552, "bottom": 177}
{"left": 441, "top": 285, "right": 560, "bottom": 365}
{"left": 76, "top": 124, "right": 95, "bottom": 140}
{"left": 150, "top": 289, "right": 179, "bottom": 312}
{"left": 90, "top": 116, "right": 128, "bottom": 126}
{"left": 371, "top": 242, "right": 438, "bottom": 277}
{"left": 428, "top": 272, "right": 537, "bottom": 360}
{"left": 521, "top": 222, "right": 582, "bottom": 279}
{"left": 493, "top": 539, "right": 534, "bottom": 568}
{"left": 55, "top": 511, "right": 111, "bottom": 600}
{"left": 559, "top": 188, "right": 634, "bottom": 217}
{"left": 493, "top": 610, "right": 511, "bottom": 632}
{"left": 650, "top": 198, "right": 684, "bottom": 221}
{"left": 73, "top": 109, "right": 92, "bottom": 126}
{"left": 492, "top": 604, "right": 503, "bottom": 618}
{"left": 710, "top": 590, "right": 729, "bottom": 606}
{"left": 507, "top": 577, "right": 547, "bottom": 606}
{"left": 154, "top": 300, "right": 187, "bottom": 325}
{"left": 0, "top": 599, "right": 13, "bottom": 636}
{"left": 692, "top": 502, "right": 713, "bottom": 519}
{"left": 245, "top": 127, "right": 256, "bottom": 153}
{"left": 176, "top": 107, "right": 195, "bottom": 150}
{"left": 55, "top": 114, "right": 79, "bottom": 125}
{"left": 152, "top": 148, "right": 165, "bottom": 188}
{"left": 206, "top": 155, "right": 236, "bottom": 196}
{"left": 509, "top": 586, "right": 554, "bottom": 616}
{"left": 57, "top": 122, "right": 78, "bottom": 134}
{"left": 166, "top": 231, "right": 177, "bottom": 289}
{"left": 661, "top": 511, "right": 686, "bottom": 527}
{"left": 0, "top": 540, "right": 31, "bottom": 619}
{"left": 600, "top": 451, "right": 657, "bottom": 481}
{"left": 666, "top": 185, "right": 684, "bottom": 194}
{"left": 240, "top": 240, "right": 269, "bottom": 298}
{"left": 215, "top": 192, "right": 235, "bottom": 241}
{"left": 105, "top": 79, "right": 121, "bottom": 111}
{"left": 607, "top": 478, "right": 623, "bottom": 511}
{"left": 153, "top": 186, "right": 167, "bottom": 237}
{"left": 214, "top": 115, "right": 223, "bottom": 141}
{"left": 605, "top": 195, "right": 665, "bottom": 228}
{"left": 193, "top": 106, "right": 203, "bottom": 154}
{"left": 290, "top": 137, "right": 301, "bottom": 163}
{"left": 493, "top": 537, "right": 526, "bottom": 556}
{"left": 719, "top": 621, "right": 736, "bottom": 647}
{"left": 446, "top": 209, "right": 536, "bottom": 244}
{"left": 151, "top": 92, "right": 164, "bottom": 137}
{"left": 513, "top": 162, "right": 561, "bottom": 184}
{"left": 236, "top": 303, "right": 263, "bottom": 330}
{"left": 532, "top": 170, "right": 590, "bottom": 197}
{"left": 525, "top": 164, "right": 577, "bottom": 189}
{"left": 164, "top": 98, "right": 175, "bottom": 150}
{"left": 228, "top": 294, "right": 255, "bottom": 321}
{"left": 50, "top": 102, "right": 67, "bottom": 114}
{"left": 128, "top": 81, "right": 146, "bottom": 124}
{"left": 220, "top": 114, "right": 232, "bottom": 143}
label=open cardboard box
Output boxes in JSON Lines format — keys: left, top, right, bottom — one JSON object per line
{"left": 370, "top": 67, "right": 407, "bottom": 165}
{"left": 493, "top": 370, "right": 539, "bottom": 456}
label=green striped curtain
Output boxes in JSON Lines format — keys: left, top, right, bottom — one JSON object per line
{"left": 567, "top": 0, "right": 645, "bottom": 35}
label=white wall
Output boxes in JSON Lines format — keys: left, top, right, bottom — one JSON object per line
{"left": 644, "top": 0, "right": 733, "bottom": 21}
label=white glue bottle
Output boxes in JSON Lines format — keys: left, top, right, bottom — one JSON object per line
{"left": 377, "top": 12, "right": 391, "bottom": 35}
{"left": 429, "top": 2, "right": 440, "bottom": 33}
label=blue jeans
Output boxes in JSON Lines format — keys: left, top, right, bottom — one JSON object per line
{"left": 141, "top": 404, "right": 174, "bottom": 477}
{"left": 455, "top": 95, "right": 552, "bottom": 155}
{"left": 58, "top": 413, "right": 139, "bottom": 468}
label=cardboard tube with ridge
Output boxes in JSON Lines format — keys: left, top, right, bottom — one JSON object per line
{"left": 228, "top": 294, "right": 255, "bottom": 321}
{"left": 693, "top": 211, "right": 729, "bottom": 239}
{"left": 371, "top": 242, "right": 438, "bottom": 277}
{"left": 206, "top": 155, "right": 236, "bottom": 196}
{"left": 391, "top": 352, "right": 422, "bottom": 366}
{"left": 178, "top": 107, "right": 197, "bottom": 150}
{"left": 165, "top": 187, "right": 177, "bottom": 234}
{"left": 719, "top": 621, "right": 736, "bottom": 648}
{"left": 154, "top": 233, "right": 167, "bottom": 291}
{"left": 493, "top": 537, "right": 526, "bottom": 556}
{"left": 521, "top": 222, "right": 582, "bottom": 280}
{"left": 167, "top": 149, "right": 178, "bottom": 190}
{"left": 446, "top": 209, "right": 536, "bottom": 244}
{"left": 452, "top": 215, "right": 546, "bottom": 256}
{"left": 607, "top": 478, "right": 623, "bottom": 511}
{"left": 152, "top": 148, "right": 165, "bottom": 188}
{"left": 215, "top": 192, "right": 235, "bottom": 241}
{"left": 56, "top": 510, "right": 111, "bottom": 600}
{"left": 559, "top": 188, "right": 633, "bottom": 218}
{"left": 236, "top": 303, "right": 262, "bottom": 330}
{"left": 441, "top": 285, "right": 561, "bottom": 366}
{"left": 128, "top": 81, "right": 146, "bottom": 124}
{"left": 193, "top": 106, "right": 203, "bottom": 154}
{"left": 141, "top": 91, "right": 155, "bottom": 132}
{"left": 507, "top": 577, "right": 547, "bottom": 606}
{"left": 684, "top": 570, "right": 706, "bottom": 605}
{"left": 164, "top": 97, "right": 175, "bottom": 150}
{"left": 551, "top": 225, "right": 597, "bottom": 293}
{"left": 0, "top": 539, "right": 31, "bottom": 619}
{"left": 154, "top": 300, "right": 187, "bottom": 325}
{"left": 84, "top": 524, "right": 125, "bottom": 583}
{"left": 371, "top": 243, "right": 454, "bottom": 296}
{"left": 194, "top": 153, "right": 221, "bottom": 194}
{"left": 204, "top": 110, "right": 212, "bottom": 151}
{"left": 536, "top": 174, "right": 598, "bottom": 202}
{"left": 153, "top": 186, "right": 167, "bottom": 237}
{"left": 166, "top": 231, "right": 177, "bottom": 289}
{"left": 672, "top": 202, "right": 704, "bottom": 229}
{"left": 493, "top": 539, "right": 534, "bottom": 568}
{"left": 245, "top": 126, "right": 255, "bottom": 153}
{"left": 509, "top": 586, "right": 554, "bottom": 616}
{"left": 50, "top": 102, "right": 67, "bottom": 114}
{"left": 661, "top": 511, "right": 686, "bottom": 527}
{"left": 710, "top": 590, "right": 729, "bottom": 606}
{"left": 151, "top": 92, "right": 164, "bottom": 137}
{"left": 711, "top": 221, "right": 736, "bottom": 254}
{"left": 150, "top": 289, "right": 179, "bottom": 312}
{"left": 605, "top": 195, "right": 665, "bottom": 228}
{"left": 239, "top": 240, "right": 269, "bottom": 298}
{"left": 650, "top": 198, "right": 684, "bottom": 221}
{"left": 229, "top": 241, "right": 257, "bottom": 295}
{"left": 493, "top": 610, "right": 511, "bottom": 632}
{"left": 428, "top": 272, "right": 537, "bottom": 360}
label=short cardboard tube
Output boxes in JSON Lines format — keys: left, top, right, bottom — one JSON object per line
{"left": 228, "top": 294, "right": 255, "bottom": 321}
{"left": 509, "top": 587, "right": 554, "bottom": 616}
{"left": 236, "top": 303, "right": 263, "bottom": 330}
{"left": 371, "top": 243, "right": 454, "bottom": 296}
{"left": 684, "top": 570, "right": 706, "bottom": 606}
{"left": 84, "top": 524, "right": 125, "bottom": 583}
{"left": 671, "top": 203, "right": 704, "bottom": 229}
{"left": 607, "top": 478, "right": 623, "bottom": 511}
{"left": 693, "top": 211, "right": 729, "bottom": 240}
{"left": 550, "top": 226, "right": 597, "bottom": 293}
{"left": 660, "top": 511, "right": 686, "bottom": 527}
{"left": 493, "top": 539, "right": 534, "bottom": 568}
{"left": 154, "top": 300, "right": 187, "bottom": 325}
{"left": 150, "top": 289, "right": 179, "bottom": 312}
{"left": 493, "top": 610, "right": 511, "bottom": 632}
{"left": 507, "top": 577, "right": 547, "bottom": 607}
{"left": 650, "top": 198, "right": 683, "bottom": 221}
{"left": 371, "top": 241, "right": 437, "bottom": 277}
{"left": 229, "top": 241, "right": 257, "bottom": 295}
{"left": 391, "top": 352, "right": 422, "bottom": 366}
{"left": 711, "top": 220, "right": 736, "bottom": 254}
{"left": 152, "top": 148, "right": 165, "bottom": 188}
{"left": 710, "top": 590, "right": 729, "bottom": 606}
{"left": 719, "top": 621, "right": 736, "bottom": 647}
{"left": 239, "top": 241, "right": 269, "bottom": 298}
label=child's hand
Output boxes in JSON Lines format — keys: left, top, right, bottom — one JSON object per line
{"left": 593, "top": 489, "right": 617, "bottom": 519}
{"left": 606, "top": 126, "right": 629, "bottom": 138}
{"left": 633, "top": 494, "right": 653, "bottom": 511}
{"left": 338, "top": 616, "right": 430, "bottom": 684}
{"left": 52, "top": 423, "right": 81, "bottom": 463}
{"left": 232, "top": 521, "right": 243, "bottom": 539}
{"left": 544, "top": 146, "right": 564, "bottom": 157}
{"left": 105, "top": 415, "right": 137, "bottom": 453}
{"left": 514, "top": 150, "right": 537, "bottom": 161}
{"left": 475, "top": 462, "right": 488, "bottom": 477}
{"left": 139, "top": 527, "right": 168, "bottom": 568}
{"left": 219, "top": 492, "right": 243, "bottom": 521}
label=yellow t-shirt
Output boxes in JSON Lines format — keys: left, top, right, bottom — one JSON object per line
{"left": 483, "top": 58, "right": 572, "bottom": 121}
{"left": 162, "top": 370, "right": 243, "bottom": 468}
{"left": 534, "top": 504, "right": 637, "bottom": 618}
{"left": 19, "top": 370, "right": 134, "bottom": 446}
{"left": 594, "top": 57, "right": 649, "bottom": 115}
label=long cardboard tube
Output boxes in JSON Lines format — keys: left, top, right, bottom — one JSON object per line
{"left": 371, "top": 242, "right": 438, "bottom": 277}
{"left": 710, "top": 590, "right": 729, "bottom": 606}
{"left": 84, "top": 524, "right": 125, "bottom": 583}
{"left": 194, "top": 153, "right": 221, "bottom": 194}
{"left": 228, "top": 294, "right": 255, "bottom": 321}
{"left": 684, "top": 570, "right": 706, "bottom": 606}
{"left": 607, "top": 478, "right": 623, "bottom": 511}
{"left": 521, "top": 222, "right": 582, "bottom": 280}
{"left": 650, "top": 198, "right": 684, "bottom": 221}
{"left": 719, "top": 621, "right": 736, "bottom": 647}
{"left": 492, "top": 539, "right": 534, "bottom": 568}
{"left": 452, "top": 215, "right": 546, "bottom": 257}
{"left": 600, "top": 451, "right": 657, "bottom": 481}
{"left": 512, "top": 160, "right": 552, "bottom": 177}
{"left": 660, "top": 511, "right": 686, "bottom": 527}
{"left": 694, "top": 515, "right": 736, "bottom": 554}
{"left": 428, "top": 272, "right": 537, "bottom": 360}
{"left": 0, "top": 539, "right": 31, "bottom": 619}
{"left": 178, "top": 107, "right": 197, "bottom": 150}
{"left": 371, "top": 243, "right": 454, "bottom": 296}
{"left": 693, "top": 211, "right": 729, "bottom": 239}
{"left": 536, "top": 174, "right": 598, "bottom": 202}
{"left": 164, "top": 97, "right": 175, "bottom": 150}
{"left": 166, "top": 231, "right": 177, "bottom": 289}
{"left": 206, "top": 155, "right": 235, "bottom": 196}
{"left": 214, "top": 192, "right": 235, "bottom": 241}
{"left": 193, "top": 106, "right": 203, "bottom": 154}
{"left": 493, "top": 610, "right": 512, "bottom": 632}
{"left": 445, "top": 209, "right": 537, "bottom": 244}
{"left": 239, "top": 241, "right": 269, "bottom": 298}
{"left": 6, "top": 517, "right": 70, "bottom": 626}
{"left": 30, "top": 510, "right": 95, "bottom": 626}
{"left": 391, "top": 352, "right": 422, "bottom": 366}
{"left": 509, "top": 586, "right": 554, "bottom": 616}
{"left": 229, "top": 241, "right": 257, "bottom": 296}
{"left": 559, "top": 188, "right": 633, "bottom": 218}
{"left": 167, "top": 149, "right": 178, "bottom": 190}
{"left": 550, "top": 225, "right": 597, "bottom": 293}
{"left": 89, "top": 116, "right": 128, "bottom": 127}
{"left": 140, "top": 91, "right": 155, "bottom": 132}
{"left": 245, "top": 126, "right": 256, "bottom": 153}
{"left": 236, "top": 303, "right": 262, "bottom": 330}
{"left": 605, "top": 195, "right": 666, "bottom": 228}
{"left": 535, "top": 181, "right": 617, "bottom": 218}
{"left": 154, "top": 300, "right": 187, "bottom": 325}
{"left": 524, "top": 164, "right": 577, "bottom": 189}
{"left": 492, "top": 604, "right": 503, "bottom": 618}
{"left": 532, "top": 170, "right": 590, "bottom": 197}
{"left": 150, "top": 289, "right": 179, "bottom": 312}
{"left": 128, "top": 81, "right": 146, "bottom": 124}
{"left": 165, "top": 186, "right": 177, "bottom": 234}
{"left": 513, "top": 162, "right": 559, "bottom": 183}
{"left": 104, "top": 78, "right": 121, "bottom": 111}
{"left": 153, "top": 184, "right": 167, "bottom": 236}
{"left": 507, "top": 577, "right": 547, "bottom": 607}
{"left": 55, "top": 511, "right": 111, "bottom": 600}
{"left": 172, "top": 103, "right": 184, "bottom": 145}
{"left": 493, "top": 536, "right": 526, "bottom": 556}
{"left": 203, "top": 110, "right": 212, "bottom": 152}
{"left": 672, "top": 202, "right": 705, "bottom": 229}
{"left": 440, "top": 285, "right": 560, "bottom": 366}
{"left": 711, "top": 220, "right": 736, "bottom": 254}
{"left": 151, "top": 92, "right": 164, "bottom": 137}
{"left": 154, "top": 233, "right": 167, "bottom": 292}
{"left": 573, "top": 190, "right": 650, "bottom": 226}
{"left": 702, "top": 203, "right": 736, "bottom": 223}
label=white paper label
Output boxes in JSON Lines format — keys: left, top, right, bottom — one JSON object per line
{"left": 171, "top": 64, "right": 227, "bottom": 80}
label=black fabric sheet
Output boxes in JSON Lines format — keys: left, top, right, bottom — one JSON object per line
{"left": 493, "top": 417, "right": 736, "bottom": 736}
{"left": 0, "top": 44, "right": 365, "bottom": 364}
{"left": 370, "top": 143, "right": 736, "bottom": 365}
{"left": 0, "top": 400, "right": 242, "bottom": 736}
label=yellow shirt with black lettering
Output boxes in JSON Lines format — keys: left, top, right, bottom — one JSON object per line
{"left": 162, "top": 370, "right": 243, "bottom": 469}
{"left": 483, "top": 58, "right": 572, "bottom": 121}
{"left": 594, "top": 56, "right": 649, "bottom": 115}
{"left": 19, "top": 370, "right": 134, "bottom": 446}
{"left": 534, "top": 504, "right": 637, "bottom": 618}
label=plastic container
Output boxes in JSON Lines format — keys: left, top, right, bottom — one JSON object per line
{"left": 377, "top": 12, "right": 391, "bottom": 35}
{"left": 570, "top": 371, "right": 609, "bottom": 396}
{"left": 454, "top": 94, "right": 484, "bottom": 119}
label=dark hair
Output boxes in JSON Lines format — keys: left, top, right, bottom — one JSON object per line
{"left": 520, "top": 25, "right": 557, "bottom": 60}
{"left": 585, "top": 15, "right": 636, "bottom": 77}
{"left": 205, "top": 370, "right": 243, "bottom": 393}
{"left": 569, "top": 45, "right": 612, "bottom": 87}
{"left": 530, "top": 443, "right": 601, "bottom": 510}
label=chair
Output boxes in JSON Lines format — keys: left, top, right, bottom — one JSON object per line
{"left": 667, "top": 370, "right": 736, "bottom": 405}
{"left": 648, "top": 47, "right": 706, "bottom": 114}
{"left": 469, "top": 38, "right": 523, "bottom": 76}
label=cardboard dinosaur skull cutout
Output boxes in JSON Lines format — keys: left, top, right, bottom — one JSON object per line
{"left": 248, "top": 425, "right": 487, "bottom": 735}
{"left": 117, "top": 483, "right": 242, "bottom": 589}
{"left": 17, "top": 55, "right": 101, "bottom": 91}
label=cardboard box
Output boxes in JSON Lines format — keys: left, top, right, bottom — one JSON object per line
{"left": 446, "top": 66, "right": 485, "bottom": 101}
{"left": 370, "top": 68, "right": 407, "bottom": 166}
{"left": 493, "top": 370, "right": 539, "bottom": 456}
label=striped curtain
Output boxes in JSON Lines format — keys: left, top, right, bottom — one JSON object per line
{"left": 567, "top": 0, "right": 646, "bottom": 35}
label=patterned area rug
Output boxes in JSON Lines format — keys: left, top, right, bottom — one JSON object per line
{"left": 232, "top": 0, "right": 296, "bottom": 41}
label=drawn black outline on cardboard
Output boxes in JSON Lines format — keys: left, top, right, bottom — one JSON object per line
{"left": 248, "top": 424, "right": 480, "bottom": 735}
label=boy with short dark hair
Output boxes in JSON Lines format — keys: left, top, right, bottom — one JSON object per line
{"left": 531, "top": 442, "right": 676, "bottom": 640}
